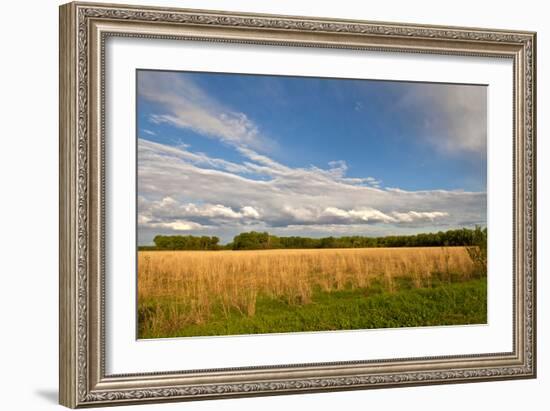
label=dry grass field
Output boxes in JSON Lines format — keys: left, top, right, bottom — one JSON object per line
{"left": 138, "top": 247, "right": 485, "bottom": 338}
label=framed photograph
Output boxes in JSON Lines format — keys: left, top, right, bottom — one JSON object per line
{"left": 59, "top": 1, "right": 537, "bottom": 408}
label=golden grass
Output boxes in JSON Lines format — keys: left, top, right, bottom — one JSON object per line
{"left": 138, "top": 247, "right": 478, "bottom": 334}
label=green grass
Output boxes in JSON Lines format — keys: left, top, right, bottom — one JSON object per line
{"left": 138, "top": 277, "right": 487, "bottom": 339}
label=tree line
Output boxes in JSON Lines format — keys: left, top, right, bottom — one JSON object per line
{"left": 144, "top": 235, "right": 221, "bottom": 251}
{"left": 140, "top": 227, "right": 487, "bottom": 251}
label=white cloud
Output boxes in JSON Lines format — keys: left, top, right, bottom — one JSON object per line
{"left": 137, "top": 139, "right": 486, "bottom": 243}
{"left": 392, "top": 211, "right": 449, "bottom": 223}
{"left": 148, "top": 220, "right": 204, "bottom": 232}
{"left": 280, "top": 207, "right": 449, "bottom": 225}
{"left": 323, "top": 207, "right": 392, "bottom": 224}
{"left": 241, "top": 206, "right": 260, "bottom": 219}
{"left": 398, "top": 83, "right": 487, "bottom": 154}
{"left": 140, "top": 197, "right": 262, "bottom": 223}
{"left": 142, "top": 129, "right": 156, "bottom": 136}
{"left": 139, "top": 71, "right": 272, "bottom": 152}
{"left": 138, "top": 138, "right": 255, "bottom": 175}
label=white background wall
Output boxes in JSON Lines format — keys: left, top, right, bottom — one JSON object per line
{"left": 0, "top": 0, "right": 546, "bottom": 409}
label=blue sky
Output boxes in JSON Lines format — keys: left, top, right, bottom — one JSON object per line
{"left": 136, "top": 70, "right": 487, "bottom": 244}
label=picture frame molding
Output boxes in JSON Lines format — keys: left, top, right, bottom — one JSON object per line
{"left": 59, "top": 2, "right": 536, "bottom": 408}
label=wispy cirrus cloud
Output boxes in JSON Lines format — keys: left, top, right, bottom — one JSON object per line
{"left": 141, "top": 129, "right": 156, "bottom": 136}
{"left": 138, "top": 71, "right": 273, "bottom": 152}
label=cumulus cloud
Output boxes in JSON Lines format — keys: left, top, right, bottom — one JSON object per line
{"left": 321, "top": 207, "right": 448, "bottom": 224}
{"left": 274, "top": 207, "right": 449, "bottom": 226}
{"left": 241, "top": 206, "right": 261, "bottom": 219}
{"left": 138, "top": 71, "right": 273, "bottom": 152}
{"left": 139, "top": 196, "right": 261, "bottom": 223}
{"left": 146, "top": 220, "right": 204, "bottom": 232}
{"left": 137, "top": 138, "right": 486, "bottom": 243}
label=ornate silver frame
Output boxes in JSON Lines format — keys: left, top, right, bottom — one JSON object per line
{"left": 59, "top": 1, "right": 536, "bottom": 408}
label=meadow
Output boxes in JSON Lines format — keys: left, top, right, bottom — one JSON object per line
{"left": 138, "top": 247, "right": 487, "bottom": 338}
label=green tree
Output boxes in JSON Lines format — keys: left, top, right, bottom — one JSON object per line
{"left": 466, "top": 226, "right": 487, "bottom": 276}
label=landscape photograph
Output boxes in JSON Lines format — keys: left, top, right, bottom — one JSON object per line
{"left": 136, "top": 69, "right": 487, "bottom": 339}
